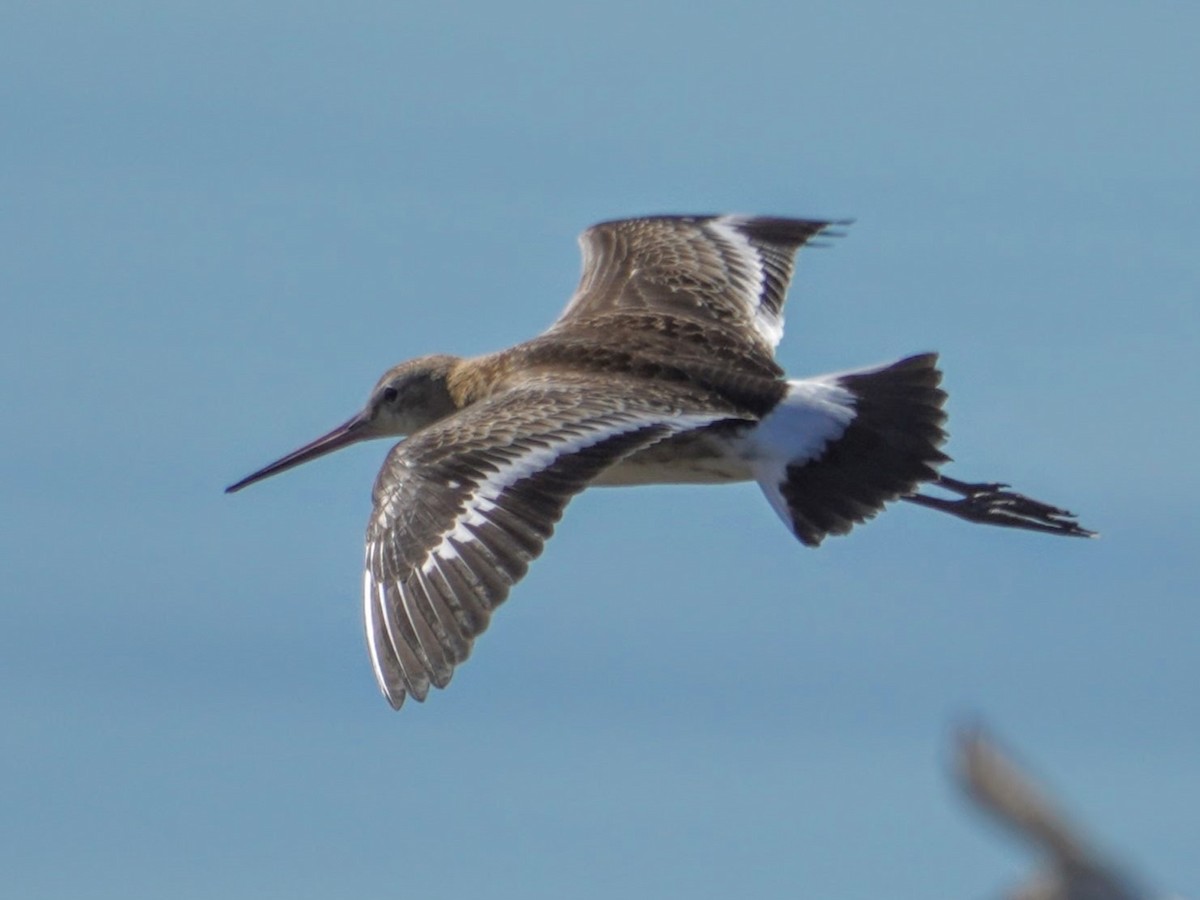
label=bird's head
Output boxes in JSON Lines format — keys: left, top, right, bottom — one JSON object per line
{"left": 225, "top": 354, "right": 461, "bottom": 493}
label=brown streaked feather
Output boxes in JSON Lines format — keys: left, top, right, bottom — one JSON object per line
{"left": 550, "top": 215, "right": 843, "bottom": 355}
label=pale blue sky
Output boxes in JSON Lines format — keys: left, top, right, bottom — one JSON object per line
{"left": 2, "top": 2, "right": 1197, "bottom": 898}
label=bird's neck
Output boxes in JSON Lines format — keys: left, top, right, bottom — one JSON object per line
{"left": 445, "top": 352, "right": 516, "bottom": 410}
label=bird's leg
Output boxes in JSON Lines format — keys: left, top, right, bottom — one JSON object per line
{"left": 902, "top": 475, "right": 1095, "bottom": 537}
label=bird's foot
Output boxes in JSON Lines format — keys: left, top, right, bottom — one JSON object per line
{"left": 904, "top": 476, "right": 1096, "bottom": 538}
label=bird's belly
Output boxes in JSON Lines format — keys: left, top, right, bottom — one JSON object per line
{"left": 592, "top": 432, "right": 754, "bottom": 486}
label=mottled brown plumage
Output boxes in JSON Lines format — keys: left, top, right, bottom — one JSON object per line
{"left": 228, "top": 214, "right": 1091, "bottom": 709}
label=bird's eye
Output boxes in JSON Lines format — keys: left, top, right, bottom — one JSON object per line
{"left": 381, "top": 385, "right": 400, "bottom": 403}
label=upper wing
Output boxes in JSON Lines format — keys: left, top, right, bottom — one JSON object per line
{"left": 549, "top": 215, "right": 845, "bottom": 354}
{"left": 363, "top": 379, "right": 739, "bottom": 709}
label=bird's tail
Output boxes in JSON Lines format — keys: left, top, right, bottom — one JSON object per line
{"left": 754, "top": 353, "right": 950, "bottom": 546}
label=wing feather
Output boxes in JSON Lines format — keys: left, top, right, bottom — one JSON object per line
{"left": 551, "top": 215, "right": 845, "bottom": 354}
{"left": 363, "top": 381, "right": 737, "bottom": 708}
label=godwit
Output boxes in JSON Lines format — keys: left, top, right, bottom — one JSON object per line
{"left": 228, "top": 215, "right": 1091, "bottom": 709}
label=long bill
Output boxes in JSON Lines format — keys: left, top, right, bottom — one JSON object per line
{"left": 225, "top": 413, "right": 370, "bottom": 494}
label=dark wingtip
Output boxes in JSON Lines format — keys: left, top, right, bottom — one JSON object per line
{"left": 708, "top": 214, "right": 855, "bottom": 252}
{"left": 809, "top": 217, "right": 856, "bottom": 245}
{"left": 820, "top": 216, "right": 856, "bottom": 231}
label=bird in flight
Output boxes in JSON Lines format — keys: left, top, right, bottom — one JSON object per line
{"left": 956, "top": 726, "right": 1155, "bottom": 900}
{"left": 228, "top": 215, "right": 1092, "bottom": 709}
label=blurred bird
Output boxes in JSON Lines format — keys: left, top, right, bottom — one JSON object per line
{"left": 956, "top": 726, "right": 1169, "bottom": 900}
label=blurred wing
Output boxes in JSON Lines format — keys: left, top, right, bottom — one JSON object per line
{"left": 363, "top": 380, "right": 734, "bottom": 709}
{"left": 550, "top": 214, "right": 844, "bottom": 354}
{"left": 956, "top": 726, "right": 1150, "bottom": 900}
{"left": 958, "top": 726, "right": 1092, "bottom": 866}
